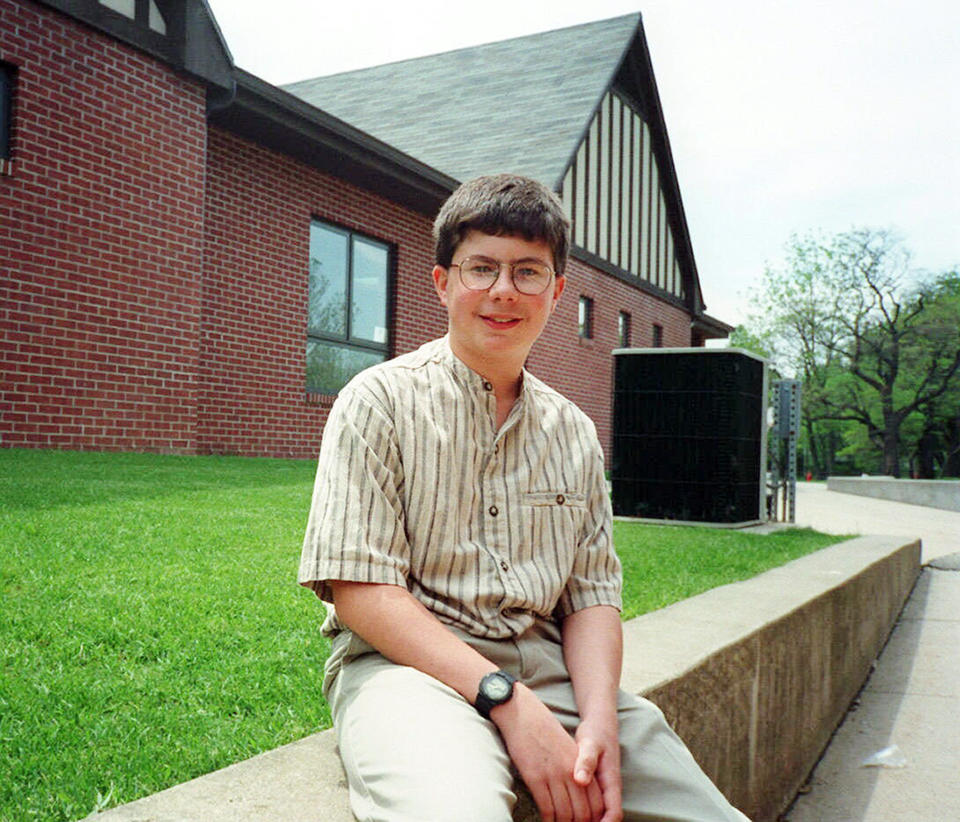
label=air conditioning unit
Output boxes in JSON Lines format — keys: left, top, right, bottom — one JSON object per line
{"left": 611, "top": 347, "right": 769, "bottom": 526}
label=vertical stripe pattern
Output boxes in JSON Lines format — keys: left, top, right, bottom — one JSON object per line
{"left": 299, "top": 337, "right": 622, "bottom": 640}
{"left": 561, "top": 90, "right": 686, "bottom": 300}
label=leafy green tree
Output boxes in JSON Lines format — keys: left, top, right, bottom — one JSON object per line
{"left": 907, "top": 272, "right": 960, "bottom": 476}
{"left": 743, "top": 229, "right": 960, "bottom": 477}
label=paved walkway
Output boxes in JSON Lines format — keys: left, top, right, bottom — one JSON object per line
{"left": 791, "top": 482, "right": 959, "bottom": 563}
{"left": 784, "top": 483, "right": 960, "bottom": 821}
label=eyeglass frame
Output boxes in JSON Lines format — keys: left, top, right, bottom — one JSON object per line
{"left": 448, "top": 255, "right": 558, "bottom": 296}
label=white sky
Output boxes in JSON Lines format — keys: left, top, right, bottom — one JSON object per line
{"left": 205, "top": 0, "right": 959, "bottom": 327}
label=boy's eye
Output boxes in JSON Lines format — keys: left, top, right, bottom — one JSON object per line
{"left": 515, "top": 266, "right": 540, "bottom": 279}
{"left": 467, "top": 262, "right": 497, "bottom": 275}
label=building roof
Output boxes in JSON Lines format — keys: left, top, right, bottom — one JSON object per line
{"left": 283, "top": 14, "right": 641, "bottom": 189}
{"left": 37, "top": 0, "right": 235, "bottom": 101}
{"left": 209, "top": 70, "right": 459, "bottom": 217}
{"left": 283, "top": 15, "right": 720, "bottom": 319}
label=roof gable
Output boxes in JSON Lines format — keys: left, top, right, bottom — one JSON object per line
{"left": 283, "top": 13, "right": 714, "bottom": 316}
{"left": 35, "top": 0, "right": 235, "bottom": 100}
{"left": 283, "top": 14, "right": 640, "bottom": 188}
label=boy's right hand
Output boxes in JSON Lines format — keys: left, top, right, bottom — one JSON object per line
{"left": 491, "top": 683, "right": 607, "bottom": 822}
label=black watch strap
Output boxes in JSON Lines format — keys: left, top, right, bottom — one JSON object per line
{"left": 474, "top": 670, "right": 517, "bottom": 720}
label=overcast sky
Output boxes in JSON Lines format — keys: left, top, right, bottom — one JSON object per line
{"left": 205, "top": 0, "right": 959, "bottom": 327}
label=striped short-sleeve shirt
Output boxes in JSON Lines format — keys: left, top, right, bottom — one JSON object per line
{"left": 298, "top": 336, "right": 622, "bottom": 640}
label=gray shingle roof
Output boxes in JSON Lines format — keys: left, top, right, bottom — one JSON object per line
{"left": 283, "top": 14, "right": 641, "bottom": 188}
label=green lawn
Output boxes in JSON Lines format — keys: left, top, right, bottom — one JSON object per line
{"left": 0, "top": 449, "right": 847, "bottom": 821}
{"left": 616, "top": 521, "right": 848, "bottom": 619}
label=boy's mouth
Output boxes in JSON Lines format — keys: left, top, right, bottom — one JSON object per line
{"left": 481, "top": 315, "right": 521, "bottom": 329}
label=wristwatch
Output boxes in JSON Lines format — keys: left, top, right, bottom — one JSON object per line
{"left": 475, "top": 670, "right": 517, "bottom": 719}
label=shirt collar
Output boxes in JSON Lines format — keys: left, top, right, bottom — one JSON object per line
{"left": 438, "top": 335, "right": 531, "bottom": 402}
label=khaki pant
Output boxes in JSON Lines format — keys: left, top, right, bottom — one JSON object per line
{"left": 325, "top": 619, "right": 750, "bottom": 822}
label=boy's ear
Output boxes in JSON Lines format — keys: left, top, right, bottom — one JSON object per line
{"left": 548, "top": 274, "right": 565, "bottom": 314}
{"left": 552, "top": 274, "right": 566, "bottom": 303}
{"left": 432, "top": 265, "right": 449, "bottom": 306}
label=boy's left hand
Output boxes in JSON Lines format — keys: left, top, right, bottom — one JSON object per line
{"left": 573, "top": 716, "right": 623, "bottom": 822}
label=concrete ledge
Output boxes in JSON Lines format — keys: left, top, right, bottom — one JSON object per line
{"left": 828, "top": 476, "right": 960, "bottom": 512}
{"left": 92, "top": 536, "right": 919, "bottom": 822}
{"left": 625, "top": 535, "right": 920, "bottom": 821}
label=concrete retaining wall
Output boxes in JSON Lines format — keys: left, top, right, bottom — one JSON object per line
{"left": 828, "top": 476, "right": 960, "bottom": 512}
{"left": 624, "top": 535, "right": 919, "bottom": 820}
{"left": 91, "top": 536, "right": 920, "bottom": 822}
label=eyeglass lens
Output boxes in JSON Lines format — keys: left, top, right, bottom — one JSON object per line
{"left": 457, "top": 257, "right": 553, "bottom": 295}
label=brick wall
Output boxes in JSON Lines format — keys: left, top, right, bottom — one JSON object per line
{"left": 0, "top": 0, "right": 207, "bottom": 452}
{"left": 200, "top": 128, "right": 691, "bottom": 460}
{"left": 199, "top": 128, "right": 446, "bottom": 458}
{"left": 529, "top": 257, "right": 692, "bottom": 460}
{"left": 0, "top": 0, "right": 698, "bottom": 461}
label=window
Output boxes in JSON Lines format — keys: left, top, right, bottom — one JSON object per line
{"left": 100, "top": 0, "right": 136, "bottom": 17}
{"left": 578, "top": 296, "right": 594, "bottom": 339}
{"left": 0, "top": 63, "right": 13, "bottom": 164}
{"left": 98, "top": 0, "right": 167, "bottom": 34}
{"left": 652, "top": 323, "right": 664, "bottom": 348}
{"left": 307, "top": 221, "right": 391, "bottom": 394}
{"left": 618, "top": 311, "right": 631, "bottom": 348}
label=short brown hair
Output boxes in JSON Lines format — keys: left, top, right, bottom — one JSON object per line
{"left": 433, "top": 174, "right": 570, "bottom": 275}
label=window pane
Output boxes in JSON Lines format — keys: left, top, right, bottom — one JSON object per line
{"left": 99, "top": 0, "right": 136, "bottom": 19}
{"left": 0, "top": 65, "right": 11, "bottom": 160}
{"left": 350, "top": 237, "right": 389, "bottom": 344}
{"left": 306, "top": 339, "right": 385, "bottom": 395}
{"left": 578, "top": 297, "right": 593, "bottom": 339}
{"left": 619, "top": 312, "right": 631, "bottom": 348}
{"left": 149, "top": 0, "right": 167, "bottom": 33}
{"left": 309, "top": 223, "right": 348, "bottom": 337}
{"left": 653, "top": 324, "right": 664, "bottom": 348}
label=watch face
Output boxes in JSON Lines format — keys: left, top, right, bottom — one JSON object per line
{"left": 484, "top": 675, "right": 511, "bottom": 700}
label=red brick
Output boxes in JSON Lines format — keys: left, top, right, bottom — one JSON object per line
{"left": 3, "top": 0, "right": 709, "bottom": 462}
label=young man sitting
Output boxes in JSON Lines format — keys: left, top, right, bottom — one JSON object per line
{"left": 299, "top": 174, "right": 750, "bottom": 822}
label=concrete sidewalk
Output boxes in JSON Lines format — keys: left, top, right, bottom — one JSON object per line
{"left": 784, "top": 483, "right": 960, "bottom": 821}
{"left": 791, "top": 481, "right": 959, "bottom": 563}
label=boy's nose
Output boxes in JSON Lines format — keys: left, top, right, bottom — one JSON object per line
{"left": 488, "top": 264, "right": 520, "bottom": 299}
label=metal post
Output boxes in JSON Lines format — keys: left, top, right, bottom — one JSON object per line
{"left": 771, "top": 379, "right": 801, "bottom": 523}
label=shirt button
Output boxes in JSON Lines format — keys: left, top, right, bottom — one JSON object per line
{"left": 482, "top": 381, "right": 493, "bottom": 391}
{"left": 489, "top": 505, "right": 499, "bottom": 516}
{"left": 556, "top": 494, "right": 565, "bottom": 505}
{"left": 500, "top": 560, "right": 509, "bottom": 572}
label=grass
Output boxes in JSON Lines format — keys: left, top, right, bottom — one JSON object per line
{"left": 615, "top": 521, "right": 847, "bottom": 620}
{"left": 1, "top": 449, "right": 848, "bottom": 821}
{"left": 0, "top": 449, "right": 328, "bottom": 822}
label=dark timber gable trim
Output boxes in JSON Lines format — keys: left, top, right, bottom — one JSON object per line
{"left": 557, "top": 19, "right": 706, "bottom": 317}
{"left": 34, "top": 0, "right": 235, "bottom": 98}
{"left": 209, "top": 70, "right": 458, "bottom": 217}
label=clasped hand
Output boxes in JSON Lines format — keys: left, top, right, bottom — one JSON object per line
{"left": 491, "top": 683, "right": 623, "bottom": 822}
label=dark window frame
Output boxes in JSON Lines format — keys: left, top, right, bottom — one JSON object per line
{"left": 0, "top": 62, "right": 14, "bottom": 162}
{"left": 618, "top": 311, "right": 631, "bottom": 348}
{"left": 306, "top": 219, "right": 393, "bottom": 395}
{"left": 578, "top": 296, "right": 594, "bottom": 339}
{"left": 652, "top": 323, "right": 664, "bottom": 348}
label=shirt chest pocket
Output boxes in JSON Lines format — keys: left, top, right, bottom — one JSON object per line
{"left": 521, "top": 491, "right": 588, "bottom": 562}
{"left": 522, "top": 491, "right": 588, "bottom": 509}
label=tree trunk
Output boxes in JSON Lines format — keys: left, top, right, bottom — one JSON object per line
{"left": 804, "top": 417, "right": 824, "bottom": 477}
{"left": 944, "top": 413, "right": 960, "bottom": 478}
{"left": 915, "top": 430, "right": 937, "bottom": 479}
{"left": 882, "top": 414, "right": 901, "bottom": 477}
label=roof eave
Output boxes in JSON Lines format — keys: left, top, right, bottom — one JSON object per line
{"left": 208, "top": 69, "right": 459, "bottom": 217}
{"left": 692, "top": 313, "right": 735, "bottom": 340}
{"left": 614, "top": 19, "right": 706, "bottom": 315}
{"left": 35, "top": 0, "right": 234, "bottom": 94}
